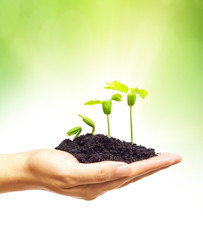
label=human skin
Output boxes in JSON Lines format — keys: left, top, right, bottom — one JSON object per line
{"left": 0, "top": 149, "right": 182, "bottom": 200}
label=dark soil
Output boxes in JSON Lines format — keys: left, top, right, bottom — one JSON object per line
{"left": 55, "top": 134, "right": 157, "bottom": 164}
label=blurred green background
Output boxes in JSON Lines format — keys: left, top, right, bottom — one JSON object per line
{"left": 0, "top": 1, "right": 202, "bottom": 240}
{"left": 1, "top": 0, "right": 202, "bottom": 157}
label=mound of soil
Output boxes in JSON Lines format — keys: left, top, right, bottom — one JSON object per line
{"left": 55, "top": 134, "right": 157, "bottom": 164}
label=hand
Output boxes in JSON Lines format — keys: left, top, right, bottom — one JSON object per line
{"left": 26, "top": 149, "right": 182, "bottom": 200}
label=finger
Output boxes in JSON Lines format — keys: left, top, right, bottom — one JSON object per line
{"left": 120, "top": 156, "right": 182, "bottom": 188}
{"left": 70, "top": 161, "right": 132, "bottom": 185}
{"left": 128, "top": 152, "right": 182, "bottom": 177}
{"left": 118, "top": 155, "right": 182, "bottom": 188}
{"left": 118, "top": 165, "right": 172, "bottom": 188}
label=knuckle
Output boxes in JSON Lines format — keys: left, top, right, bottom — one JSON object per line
{"left": 95, "top": 167, "right": 110, "bottom": 182}
{"left": 58, "top": 174, "right": 76, "bottom": 189}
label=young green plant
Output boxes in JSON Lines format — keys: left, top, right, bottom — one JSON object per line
{"left": 78, "top": 114, "right": 95, "bottom": 135}
{"left": 67, "top": 115, "right": 95, "bottom": 140}
{"left": 67, "top": 126, "right": 82, "bottom": 140}
{"left": 85, "top": 93, "right": 122, "bottom": 138}
{"left": 104, "top": 81, "right": 148, "bottom": 143}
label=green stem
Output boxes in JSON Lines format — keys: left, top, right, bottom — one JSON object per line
{"left": 130, "top": 106, "right": 133, "bottom": 144}
{"left": 107, "top": 114, "right": 110, "bottom": 138}
{"left": 73, "top": 128, "right": 82, "bottom": 140}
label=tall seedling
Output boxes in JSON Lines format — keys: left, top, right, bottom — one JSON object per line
{"left": 85, "top": 93, "right": 122, "bottom": 138}
{"left": 104, "top": 81, "right": 148, "bottom": 143}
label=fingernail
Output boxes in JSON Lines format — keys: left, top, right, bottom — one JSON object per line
{"left": 116, "top": 165, "right": 132, "bottom": 177}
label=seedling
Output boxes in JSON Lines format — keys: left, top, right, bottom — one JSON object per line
{"left": 104, "top": 81, "right": 148, "bottom": 143}
{"left": 67, "top": 115, "right": 95, "bottom": 139}
{"left": 67, "top": 126, "right": 82, "bottom": 140}
{"left": 78, "top": 114, "right": 95, "bottom": 135}
{"left": 85, "top": 93, "right": 122, "bottom": 138}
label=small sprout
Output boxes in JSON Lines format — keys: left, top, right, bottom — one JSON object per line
{"left": 104, "top": 81, "right": 148, "bottom": 144}
{"left": 67, "top": 115, "right": 95, "bottom": 140}
{"left": 85, "top": 93, "right": 122, "bottom": 138}
{"left": 67, "top": 126, "right": 82, "bottom": 140}
{"left": 78, "top": 114, "right": 95, "bottom": 135}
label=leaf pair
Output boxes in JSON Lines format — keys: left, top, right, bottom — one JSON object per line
{"left": 85, "top": 93, "right": 122, "bottom": 116}
{"left": 105, "top": 81, "right": 148, "bottom": 99}
{"left": 85, "top": 93, "right": 122, "bottom": 106}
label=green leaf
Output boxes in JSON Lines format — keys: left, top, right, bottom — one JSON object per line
{"left": 84, "top": 100, "right": 102, "bottom": 105}
{"left": 104, "top": 81, "right": 129, "bottom": 93}
{"left": 67, "top": 127, "right": 82, "bottom": 139}
{"left": 111, "top": 93, "right": 122, "bottom": 102}
{"left": 134, "top": 87, "right": 148, "bottom": 98}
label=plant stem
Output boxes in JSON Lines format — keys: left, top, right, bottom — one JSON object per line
{"left": 130, "top": 106, "right": 133, "bottom": 144}
{"left": 107, "top": 114, "right": 110, "bottom": 138}
{"left": 73, "top": 128, "right": 82, "bottom": 140}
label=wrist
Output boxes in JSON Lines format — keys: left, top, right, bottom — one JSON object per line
{"left": 0, "top": 151, "right": 38, "bottom": 193}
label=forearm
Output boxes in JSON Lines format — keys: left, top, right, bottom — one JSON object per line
{"left": 0, "top": 151, "right": 36, "bottom": 193}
